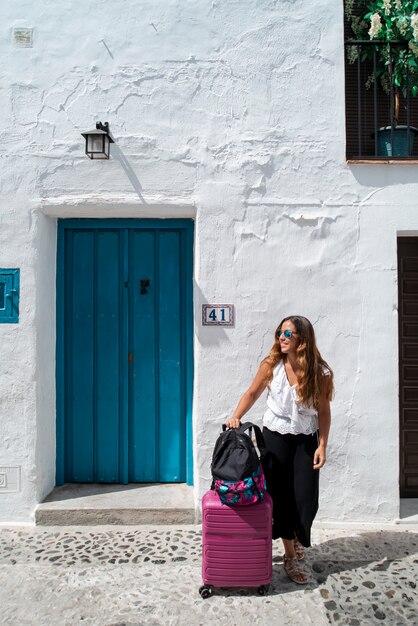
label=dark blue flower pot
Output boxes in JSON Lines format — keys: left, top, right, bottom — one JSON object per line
{"left": 376, "top": 125, "right": 418, "bottom": 157}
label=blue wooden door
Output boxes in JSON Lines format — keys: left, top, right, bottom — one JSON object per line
{"left": 56, "top": 220, "right": 194, "bottom": 485}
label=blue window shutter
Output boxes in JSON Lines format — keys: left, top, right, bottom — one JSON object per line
{"left": 0, "top": 269, "right": 20, "bottom": 323}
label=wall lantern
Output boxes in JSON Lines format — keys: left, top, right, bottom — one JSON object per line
{"left": 81, "top": 122, "right": 114, "bottom": 159}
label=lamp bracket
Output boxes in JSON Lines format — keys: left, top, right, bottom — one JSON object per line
{"left": 96, "top": 122, "right": 110, "bottom": 133}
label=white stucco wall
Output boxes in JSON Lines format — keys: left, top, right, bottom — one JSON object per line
{"left": 0, "top": 0, "right": 417, "bottom": 523}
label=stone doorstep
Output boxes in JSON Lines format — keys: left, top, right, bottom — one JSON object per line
{"left": 35, "top": 483, "right": 196, "bottom": 526}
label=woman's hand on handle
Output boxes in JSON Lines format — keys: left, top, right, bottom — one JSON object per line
{"left": 225, "top": 417, "right": 241, "bottom": 429}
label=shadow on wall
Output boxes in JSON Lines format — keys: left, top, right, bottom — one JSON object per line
{"left": 194, "top": 281, "right": 232, "bottom": 348}
{"left": 348, "top": 162, "right": 418, "bottom": 189}
{"left": 111, "top": 143, "right": 146, "bottom": 203}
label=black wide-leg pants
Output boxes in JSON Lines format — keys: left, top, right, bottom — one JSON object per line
{"left": 263, "top": 427, "right": 319, "bottom": 547}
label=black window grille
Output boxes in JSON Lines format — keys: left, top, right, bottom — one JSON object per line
{"left": 344, "top": 21, "right": 418, "bottom": 159}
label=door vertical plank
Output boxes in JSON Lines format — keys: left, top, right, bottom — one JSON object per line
{"left": 56, "top": 225, "right": 66, "bottom": 485}
{"left": 63, "top": 229, "right": 74, "bottom": 482}
{"left": 70, "top": 230, "right": 95, "bottom": 481}
{"left": 120, "top": 229, "right": 130, "bottom": 484}
{"left": 130, "top": 230, "right": 157, "bottom": 481}
{"left": 96, "top": 230, "right": 121, "bottom": 482}
{"left": 184, "top": 225, "right": 194, "bottom": 486}
{"left": 158, "top": 230, "right": 183, "bottom": 482}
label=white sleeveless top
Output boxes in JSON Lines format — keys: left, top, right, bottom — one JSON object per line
{"left": 263, "top": 360, "right": 319, "bottom": 436}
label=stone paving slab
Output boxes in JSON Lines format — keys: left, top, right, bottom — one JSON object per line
{"left": 0, "top": 525, "right": 417, "bottom": 625}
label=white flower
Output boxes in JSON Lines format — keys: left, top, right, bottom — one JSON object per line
{"left": 412, "top": 14, "right": 418, "bottom": 42}
{"left": 347, "top": 45, "right": 359, "bottom": 64}
{"left": 397, "top": 17, "right": 409, "bottom": 36}
{"left": 369, "top": 13, "right": 382, "bottom": 39}
{"left": 382, "top": 0, "right": 391, "bottom": 16}
{"left": 395, "top": 0, "right": 402, "bottom": 9}
{"left": 409, "top": 41, "right": 418, "bottom": 56}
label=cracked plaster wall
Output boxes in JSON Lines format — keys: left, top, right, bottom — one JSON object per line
{"left": 0, "top": 0, "right": 417, "bottom": 522}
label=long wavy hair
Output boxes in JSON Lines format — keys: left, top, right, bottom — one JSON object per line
{"left": 262, "top": 315, "right": 334, "bottom": 408}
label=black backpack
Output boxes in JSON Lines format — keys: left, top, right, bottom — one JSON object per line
{"left": 210, "top": 422, "right": 267, "bottom": 505}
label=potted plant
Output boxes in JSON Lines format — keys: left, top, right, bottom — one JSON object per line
{"left": 346, "top": 0, "right": 418, "bottom": 156}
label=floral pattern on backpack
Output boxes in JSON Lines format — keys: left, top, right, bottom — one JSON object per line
{"left": 214, "top": 464, "right": 266, "bottom": 506}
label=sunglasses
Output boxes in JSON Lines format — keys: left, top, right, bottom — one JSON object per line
{"left": 276, "top": 329, "right": 298, "bottom": 339}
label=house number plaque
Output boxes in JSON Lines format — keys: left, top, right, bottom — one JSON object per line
{"left": 202, "top": 304, "right": 234, "bottom": 326}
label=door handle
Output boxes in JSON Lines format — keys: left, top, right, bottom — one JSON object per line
{"left": 128, "top": 353, "right": 134, "bottom": 363}
{"left": 140, "top": 279, "right": 150, "bottom": 295}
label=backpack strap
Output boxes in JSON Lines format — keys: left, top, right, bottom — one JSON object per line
{"left": 238, "top": 422, "right": 266, "bottom": 458}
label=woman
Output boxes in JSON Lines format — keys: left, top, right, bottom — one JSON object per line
{"left": 226, "top": 315, "right": 333, "bottom": 584}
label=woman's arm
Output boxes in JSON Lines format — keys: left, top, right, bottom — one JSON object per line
{"left": 226, "top": 362, "right": 269, "bottom": 428}
{"left": 313, "top": 376, "right": 332, "bottom": 469}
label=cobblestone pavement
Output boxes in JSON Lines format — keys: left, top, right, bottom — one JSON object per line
{"left": 0, "top": 524, "right": 417, "bottom": 626}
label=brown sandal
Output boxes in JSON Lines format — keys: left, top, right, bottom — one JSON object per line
{"left": 283, "top": 556, "right": 308, "bottom": 585}
{"left": 294, "top": 539, "right": 305, "bottom": 560}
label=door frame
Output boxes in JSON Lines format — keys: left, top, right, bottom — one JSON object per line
{"left": 56, "top": 218, "right": 195, "bottom": 485}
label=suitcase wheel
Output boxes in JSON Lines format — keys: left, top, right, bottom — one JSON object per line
{"left": 257, "top": 585, "right": 269, "bottom": 596}
{"left": 199, "top": 585, "right": 214, "bottom": 599}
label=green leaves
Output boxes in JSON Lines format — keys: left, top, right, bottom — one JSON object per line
{"left": 346, "top": 0, "right": 418, "bottom": 97}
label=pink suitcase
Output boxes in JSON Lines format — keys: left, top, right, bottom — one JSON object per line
{"left": 199, "top": 490, "right": 273, "bottom": 598}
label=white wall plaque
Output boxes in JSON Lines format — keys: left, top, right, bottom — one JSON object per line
{"left": 13, "top": 29, "right": 34, "bottom": 48}
{"left": 202, "top": 304, "right": 234, "bottom": 326}
{"left": 0, "top": 466, "right": 21, "bottom": 493}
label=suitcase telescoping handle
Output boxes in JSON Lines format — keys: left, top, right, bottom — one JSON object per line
{"left": 222, "top": 421, "right": 266, "bottom": 458}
